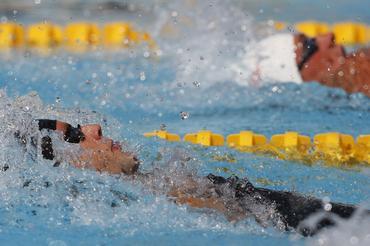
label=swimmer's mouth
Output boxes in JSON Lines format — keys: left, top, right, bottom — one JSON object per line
{"left": 112, "top": 141, "right": 122, "bottom": 151}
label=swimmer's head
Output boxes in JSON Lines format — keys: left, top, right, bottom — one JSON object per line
{"left": 232, "top": 32, "right": 345, "bottom": 85}
{"left": 294, "top": 32, "right": 345, "bottom": 82}
{"left": 77, "top": 124, "right": 139, "bottom": 175}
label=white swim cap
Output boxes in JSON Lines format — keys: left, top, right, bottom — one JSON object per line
{"left": 232, "top": 33, "right": 302, "bottom": 85}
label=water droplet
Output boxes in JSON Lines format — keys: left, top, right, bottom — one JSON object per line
{"left": 324, "top": 203, "right": 332, "bottom": 211}
{"left": 171, "top": 11, "right": 178, "bottom": 17}
{"left": 35, "top": 0, "right": 41, "bottom": 4}
{"left": 160, "top": 124, "right": 166, "bottom": 130}
{"left": 180, "top": 111, "right": 189, "bottom": 120}
{"left": 350, "top": 236, "right": 359, "bottom": 245}
{"left": 55, "top": 97, "right": 61, "bottom": 103}
{"left": 140, "top": 72, "right": 146, "bottom": 81}
{"left": 143, "top": 51, "right": 150, "bottom": 58}
{"left": 155, "top": 49, "right": 163, "bottom": 56}
{"left": 193, "top": 81, "right": 200, "bottom": 87}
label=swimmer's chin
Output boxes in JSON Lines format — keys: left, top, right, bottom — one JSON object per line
{"left": 119, "top": 153, "right": 140, "bottom": 175}
{"left": 73, "top": 149, "right": 140, "bottom": 175}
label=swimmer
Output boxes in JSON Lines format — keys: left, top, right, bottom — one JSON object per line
{"left": 18, "top": 119, "right": 369, "bottom": 236}
{"left": 232, "top": 32, "right": 370, "bottom": 97}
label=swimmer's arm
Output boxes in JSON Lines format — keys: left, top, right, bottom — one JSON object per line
{"left": 172, "top": 194, "right": 247, "bottom": 222}
{"left": 175, "top": 196, "right": 227, "bottom": 213}
{"left": 167, "top": 180, "right": 226, "bottom": 211}
{"left": 168, "top": 185, "right": 247, "bottom": 222}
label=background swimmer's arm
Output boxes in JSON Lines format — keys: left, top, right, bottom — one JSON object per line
{"left": 318, "top": 50, "right": 370, "bottom": 97}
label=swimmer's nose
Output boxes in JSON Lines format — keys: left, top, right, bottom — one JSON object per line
{"left": 112, "top": 141, "right": 122, "bottom": 151}
{"left": 80, "top": 124, "right": 103, "bottom": 141}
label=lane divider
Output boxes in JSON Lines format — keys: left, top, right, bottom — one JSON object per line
{"left": 273, "top": 20, "right": 370, "bottom": 45}
{"left": 0, "top": 20, "right": 368, "bottom": 51}
{"left": 144, "top": 130, "right": 370, "bottom": 167}
{"left": 0, "top": 21, "right": 156, "bottom": 51}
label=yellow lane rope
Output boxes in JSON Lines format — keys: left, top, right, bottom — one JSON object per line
{"left": 144, "top": 130, "right": 370, "bottom": 167}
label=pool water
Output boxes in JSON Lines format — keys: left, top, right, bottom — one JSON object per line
{"left": 0, "top": 0, "right": 370, "bottom": 245}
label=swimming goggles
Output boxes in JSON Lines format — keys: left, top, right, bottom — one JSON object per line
{"left": 38, "top": 119, "right": 85, "bottom": 143}
{"left": 37, "top": 119, "right": 85, "bottom": 160}
{"left": 297, "top": 38, "right": 318, "bottom": 70}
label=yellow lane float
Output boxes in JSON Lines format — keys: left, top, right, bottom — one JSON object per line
{"left": 144, "top": 130, "right": 180, "bottom": 142}
{"left": 355, "top": 135, "right": 370, "bottom": 163}
{"left": 103, "top": 22, "right": 131, "bottom": 47}
{"left": 65, "top": 22, "right": 100, "bottom": 51}
{"left": 271, "top": 132, "right": 311, "bottom": 153}
{"left": 27, "top": 23, "right": 63, "bottom": 47}
{"left": 332, "top": 22, "right": 369, "bottom": 45}
{"left": 0, "top": 22, "right": 24, "bottom": 49}
{"left": 313, "top": 132, "right": 356, "bottom": 165}
{"left": 227, "top": 131, "right": 267, "bottom": 148}
{"left": 295, "top": 21, "right": 329, "bottom": 37}
{"left": 184, "top": 130, "right": 224, "bottom": 147}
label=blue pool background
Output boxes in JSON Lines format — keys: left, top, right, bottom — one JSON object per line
{"left": 0, "top": 0, "right": 370, "bottom": 245}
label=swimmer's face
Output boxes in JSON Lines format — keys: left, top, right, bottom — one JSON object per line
{"left": 295, "top": 33, "right": 345, "bottom": 81}
{"left": 77, "top": 124, "right": 139, "bottom": 175}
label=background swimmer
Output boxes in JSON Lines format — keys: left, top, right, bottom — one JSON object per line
{"left": 233, "top": 32, "right": 370, "bottom": 97}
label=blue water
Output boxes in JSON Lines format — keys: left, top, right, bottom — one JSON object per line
{"left": 0, "top": 0, "right": 370, "bottom": 245}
